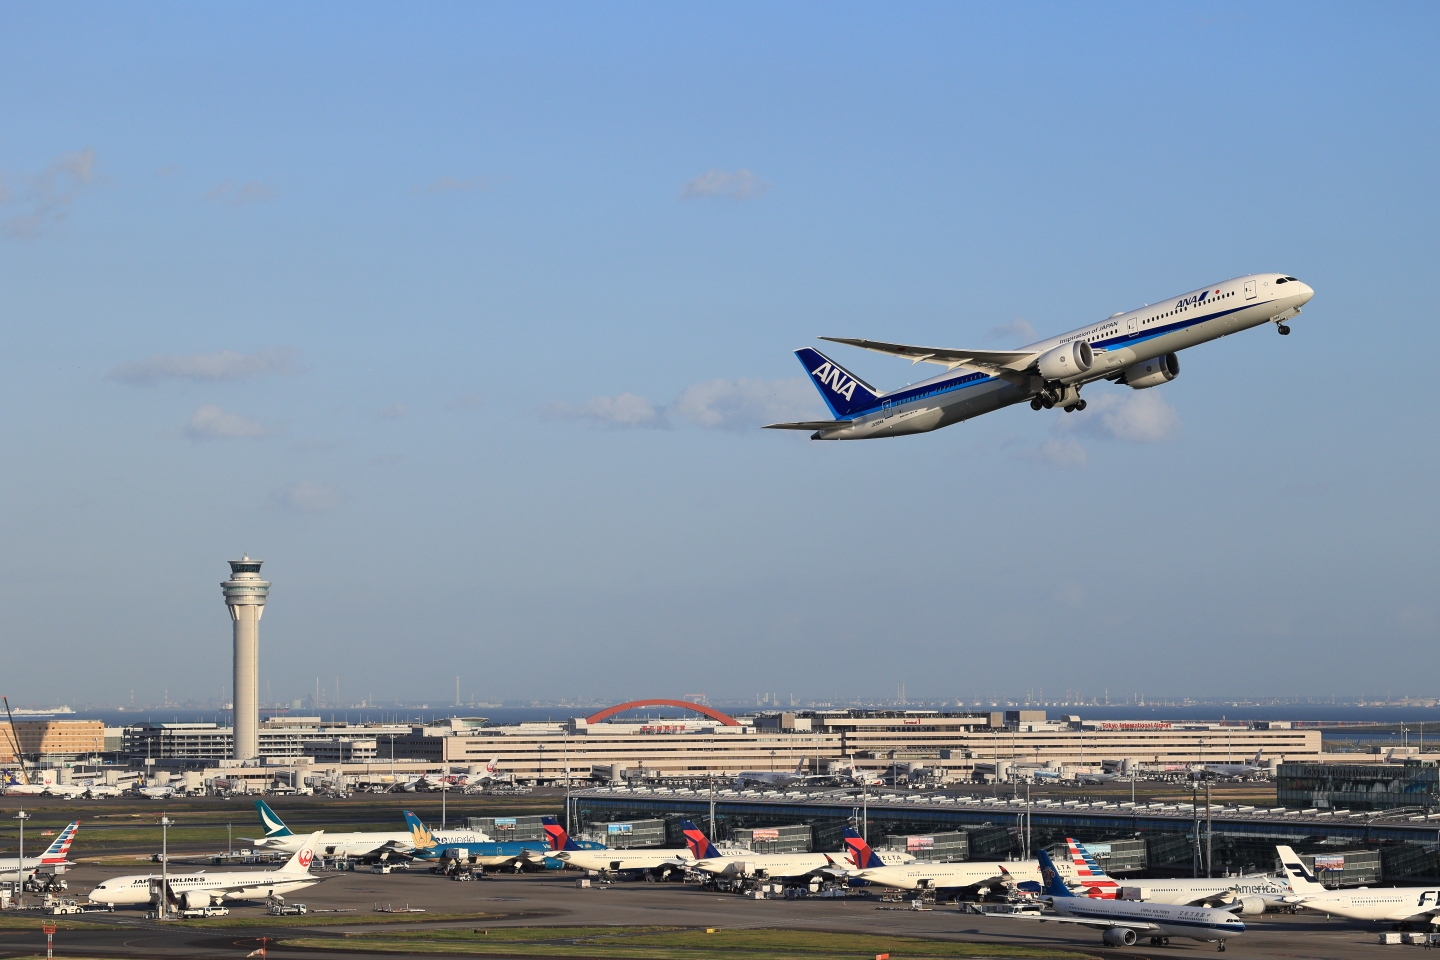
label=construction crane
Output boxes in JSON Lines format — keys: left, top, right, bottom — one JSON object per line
{"left": 2, "top": 696, "right": 30, "bottom": 785}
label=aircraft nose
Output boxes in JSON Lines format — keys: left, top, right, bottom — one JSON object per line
{"left": 1295, "top": 281, "right": 1314, "bottom": 304}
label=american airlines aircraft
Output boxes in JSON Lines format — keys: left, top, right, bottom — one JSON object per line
{"left": 767, "top": 273, "right": 1313, "bottom": 439}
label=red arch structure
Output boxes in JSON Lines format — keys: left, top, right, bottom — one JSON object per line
{"left": 585, "top": 699, "right": 740, "bottom": 726}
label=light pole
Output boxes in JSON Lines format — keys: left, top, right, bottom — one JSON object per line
{"left": 158, "top": 816, "right": 174, "bottom": 919}
{"left": 441, "top": 763, "right": 448, "bottom": 830}
{"left": 14, "top": 810, "right": 29, "bottom": 902}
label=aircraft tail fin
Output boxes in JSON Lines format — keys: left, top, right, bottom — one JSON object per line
{"left": 280, "top": 831, "right": 323, "bottom": 874}
{"left": 677, "top": 820, "right": 721, "bottom": 860}
{"left": 540, "top": 816, "right": 583, "bottom": 852}
{"left": 1066, "top": 837, "right": 1115, "bottom": 881}
{"left": 255, "top": 799, "right": 293, "bottom": 838}
{"left": 794, "top": 347, "right": 882, "bottom": 419}
{"left": 842, "top": 827, "right": 884, "bottom": 869}
{"left": 39, "top": 822, "right": 79, "bottom": 864}
{"left": 1275, "top": 845, "right": 1325, "bottom": 893}
{"left": 1036, "top": 849, "right": 1074, "bottom": 898}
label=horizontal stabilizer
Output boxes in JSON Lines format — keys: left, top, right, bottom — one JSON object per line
{"left": 763, "top": 420, "right": 852, "bottom": 431}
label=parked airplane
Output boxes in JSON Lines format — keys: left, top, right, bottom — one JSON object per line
{"left": 1, "top": 769, "right": 56, "bottom": 796}
{"left": 0, "top": 822, "right": 80, "bottom": 877}
{"left": 1196, "top": 751, "right": 1269, "bottom": 780}
{"left": 997, "top": 849, "right": 1246, "bottom": 951}
{"left": 840, "top": 828, "right": 913, "bottom": 869}
{"left": 401, "top": 810, "right": 573, "bottom": 869}
{"left": 1276, "top": 845, "right": 1440, "bottom": 925}
{"left": 89, "top": 831, "right": 326, "bottom": 910}
{"left": 679, "top": 820, "right": 841, "bottom": 880}
{"left": 767, "top": 273, "right": 1313, "bottom": 439}
{"left": 1067, "top": 839, "right": 1289, "bottom": 912}
{"left": 136, "top": 785, "right": 175, "bottom": 799}
{"left": 244, "top": 800, "right": 414, "bottom": 862}
{"left": 530, "top": 817, "right": 692, "bottom": 876}
{"left": 846, "top": 830, "right": 1028, "bottom": 897}
{"left": 734, "top": 758, "right": 812, "bottom": 789}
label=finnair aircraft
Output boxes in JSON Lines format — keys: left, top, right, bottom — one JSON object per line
{"left": 1276, "top": 845, "right": 1440, "bottom": 925}
{"left": 767, "top": 273, "right": 1313, "bottom": 439}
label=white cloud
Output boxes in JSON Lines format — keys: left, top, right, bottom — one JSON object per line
{"left": 680, "top": 168, "right": 770, "bottom": 200}
{"left": 1063, "top": 391, "right": 1180, "bottom": 442}
{"left": 110, "top": 348, "right": 295, "bottom": 385}
{"left": 672, "top": 377, "right": 822, "bottom": 431}
{"left": 205, "top": 180, "right": 278, "bottom": 205}
{"left": 184, "top": 405, "right": 273, "bottom": 441}
{"left": 269, "top": 481, "right": 343, "bottom": 513}
{"left": 544, "top": 393, "right": 665, "bottom": 428}
{"left": 1017, "top": 436, "right": 1088, "bottom": 468}
{"left": 0, "top": 148, "right": 98, "bottom": 239}
{"left": 375, "top": 403, "right": 407, "bottom": 420}
{"left": 415, "top": 176, "right": 488, "bottom": 194}
{"left": 987, "top": 317, "right": 1037, "bottom": 343}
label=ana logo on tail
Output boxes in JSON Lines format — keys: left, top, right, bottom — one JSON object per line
{"left": 810, "top": 362, "right": 859, "bottom": 402}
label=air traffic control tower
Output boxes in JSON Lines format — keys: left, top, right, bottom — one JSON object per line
{"left": 222, "top": 555, "right": 270, "bottom": 761}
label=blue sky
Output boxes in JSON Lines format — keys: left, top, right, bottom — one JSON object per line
{"left": 1, "top": 3, "right": 1436, "bottom": 707}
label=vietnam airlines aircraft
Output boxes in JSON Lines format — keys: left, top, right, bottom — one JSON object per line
{"left": 767, "top": 273, "right": 1313, "bottom": 439}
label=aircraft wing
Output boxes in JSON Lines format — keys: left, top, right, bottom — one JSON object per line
{"left": 990, "top": 913, "right": 1163, "bottom": 933}
{"left": 763, "top": 420, "right": 852, "bottom": 431}
{"left": 819, "top": 337, "right": 1037, "bottom": 374}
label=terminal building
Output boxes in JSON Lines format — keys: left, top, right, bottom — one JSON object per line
{"left": 1277, "top": 759, "right": 1440, "bottom": 812}
{"left": 388, "top": 702, "right": 1323, "bottom": 783}
{"left": 0, "top": 720, "right": 106, "bottom": 762}
{"left": 118, "top": 717, "right": 411, "bottom": 763}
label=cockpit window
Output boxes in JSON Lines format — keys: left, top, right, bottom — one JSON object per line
{"left": 1284, "top": 276, "right": 1299, "bottom": 281}
{"left": 1275, "top": 278, "right": 1288, "bottom": 284}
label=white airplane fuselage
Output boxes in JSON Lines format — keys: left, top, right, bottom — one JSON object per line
{"left": 257, "top": 831, "right": 413, "bottom": 860}
{"left": 813, "top": 273, "right": 1313, "bottom": 439}
{"left": 1049, "top": 895, "right": 1247, "bottom": 944}
{"left": 89, "top": 868, "right": 319, "bottom": 906}
{"left": 554, "top": 848, "right": 695, "bottom": 873}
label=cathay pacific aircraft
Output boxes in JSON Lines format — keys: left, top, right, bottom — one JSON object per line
{"left": 767, "top": 273, "right": 1312, "bottom": 439}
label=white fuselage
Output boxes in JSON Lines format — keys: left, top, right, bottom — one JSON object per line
{"left": 820, "top": 273, "right": 1313, "bottom": 439}
{"left": 1122, "top": 874, "right": 1294, "bottom": 907}
{"left": 1294, "top": 887, "right": 1440, "bottom": 923}
{"left": 858, "top": 860, "right": 1017, "bottom": 891}
{"left": 1051, "top": 895, "right": 1246, "bottom": 943}
{"left": 693, "top": 852, "right": 835, "bottom": 879}
{"left": 89, "top": 868, "right": 319, "bottom": 906}
{"left": 258, "top": 831, "right": 413, "bottom": 860}
{"left": 555, "top": 848, "right": 694, "bottom": 873}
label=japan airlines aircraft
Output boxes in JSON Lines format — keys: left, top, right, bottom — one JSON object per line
{"left": 530, "top": 817, "right": 693, "bottom": 875}
{"left": 1067, "top": 839, "right": 1289, "bottom": 912}
{"left": 1276, "top": 845, "right": 1440, "bottom": 924}
{"left": 0, "top": 822, "right": 80, "bottom": 876}
{"left": 244, "top": 800, "right": 414, "bottom": 862}
{"left": 89, "top": 832, "right": 325, "bottom": 910}
{"left": 997, "top": 849, "right": 1246, "bottom": 951}
{"left": 767, "top": 273, "right": 1313, "bottom": 439}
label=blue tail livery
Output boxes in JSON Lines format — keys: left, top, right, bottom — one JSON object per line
{"left": 677, "top": 820, "right": 721, "bottom": 860}
{"left": 255, "top": 799, "right": 293, "bottom": 838}
{"left": 795, "top": 347, "right": 882, "bottom": 419}
{"left": 1036, "top": 849, "right": 1075, "bottom": 898}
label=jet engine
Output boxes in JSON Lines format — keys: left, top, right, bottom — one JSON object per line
{"left": 1121, "top": 353, "right": 1179, "bottom": 389}
{"left": 1102, "top": 927, "right": 1138, "bottom": 946}
{"left": 1234, "top": 896, "right": 1267, "bottom": 916}
{"left": 182, "top": 889, "right": 214, "bottom": 910}
{"left": 1036, "top": 341, "right": 1093, "bottom": 381}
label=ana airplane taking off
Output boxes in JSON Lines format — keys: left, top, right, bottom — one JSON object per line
{"left": 1276, "top": 845, "right": 1440, "bottom": 925}
{"left": 997, "top": 849, "right": 1246, "bottom": 951}
{"left": 89, "top": 832, "right": 325, "bottom": 910}
{"left": 767, "top": 273, "right": 1313, "bottom": 439}
{"left": 244, "top": 800, "right": 414, "bottom": 862}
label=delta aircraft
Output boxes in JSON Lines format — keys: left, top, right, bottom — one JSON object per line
{"left": 996, "top": 849, "right": 1245, "bottom": 952}
{"left": 767, "top": 273, "right": 1313, "bottom": 439}
{"left": 0, "top": 822, "right": 80, "bottom": 877}
{"left": 679, "top": 820, "right": 845, "bottom": 880}
{"left": 1277, "top": 845, "right": 1440, "bottom": 925}
{"left": 89, "top": 832, "right": 325, "bottom": 910}
{"left": 245, "top": 800, "right": 414, "bottom": 862}
{"left": 529, "top": 817, "right": 694, "bottom": 876}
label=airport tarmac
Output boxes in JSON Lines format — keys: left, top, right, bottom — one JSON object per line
{"left": 0, "top": 862, "right": 1424, "bottom": 959}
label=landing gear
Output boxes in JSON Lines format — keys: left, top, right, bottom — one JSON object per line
{"left": 1030, "top": 397, "right": 1043, "bottom": 411}
{"left": 1218, "top": 940, "right": 1227, "bottom": 952}
{"left": 1149, "top": 937, "right": 1171, "bottom": 946}
{"left": 1277, "top": 323, "right": 1291, "bottom": 335}
{"left": 1033, "top": 384, "right": 1083, "bottom": 411}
